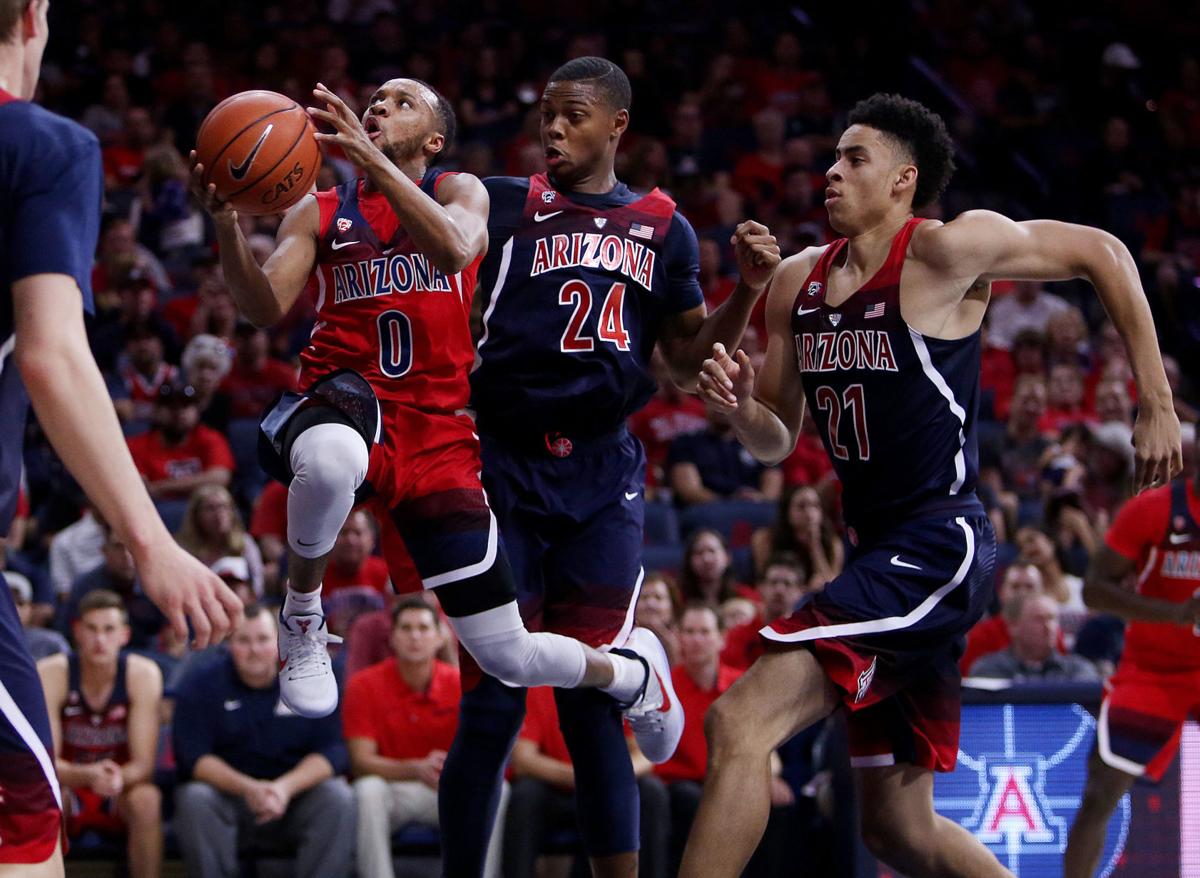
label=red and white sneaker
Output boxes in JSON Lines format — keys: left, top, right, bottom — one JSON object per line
{"left": 615, "top": 627, "right": 684, "bottom": 763}
{"left": 278, "top": 611, "right": 342, "bottom": 718}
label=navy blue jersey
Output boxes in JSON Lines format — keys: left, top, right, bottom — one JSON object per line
{"left": 790, "top": 218, "right": 981, "bottom": 533}
{"left": 471, "top": 173, "right": 703, "bottom": 438}
{"left": 0, "top": 89, "right": 102, "bottom": 532}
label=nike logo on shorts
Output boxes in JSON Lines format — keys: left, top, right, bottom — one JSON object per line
{"left": 625, "top": 490, "right": 639, "bottom": 501}
{"left": 889, "top": 554, "right": 921, "bottom": 570}
{"left": 228, "top": 124, "right": 273, "bottom": 181}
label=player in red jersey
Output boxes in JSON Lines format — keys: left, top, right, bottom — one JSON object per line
{"left": 190, "top": 79, "right": 679, "bottom": 774}
{"left": 685, "top": 94, "right": 1181, "bottom": 878}
{"left": 1063, "top": 431, "right": 1200, "bottom": 877}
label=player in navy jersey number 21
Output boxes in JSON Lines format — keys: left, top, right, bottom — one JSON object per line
{"left": 448, "top": 57, "right": 780, "bottom": 877}
{"left": 1, "top": 1, "right": 240, "bottom": 873}
{"left": 688, "top": 94, "right": 1181, "bottom": 878}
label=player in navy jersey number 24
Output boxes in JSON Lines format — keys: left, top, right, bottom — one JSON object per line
{"left": 688, "top": 94, "right": 1181, "bottom": 878}
{"left": 0, "top": 1, "right": 241, "bottom": 874}
{"left": 449, "top": 57, "right": 780, "bottom": 877}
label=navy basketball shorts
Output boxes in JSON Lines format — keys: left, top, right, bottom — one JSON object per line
{"left": 480, "top": 428, "right": 646, "bottom": 650}
{"left": 0, "top": 593, "right": 63, "bottom": 864}
{"left": 762, "top": 508, "right": 996, "bottom": 772}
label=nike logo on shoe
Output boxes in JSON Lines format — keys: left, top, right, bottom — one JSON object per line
{"left": 330, "top": 240, "right": 358, "bottom": 250}
{"left": 533, "top": 210, "right": 564, "bottom": 222}
{"left": 228, "top": 124, "right": 273, "bottom": 181}
{"left": 889, "top": 554, "right": 922, "bottom": 570}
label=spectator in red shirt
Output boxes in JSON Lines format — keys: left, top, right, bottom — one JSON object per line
{"left": 343, "top": 598, "right": 501, "bottom": 878}
{"left": 221, "top": 323, "right": 297, "bottom": 421}
{"left": 722, "top": 553, "right": 810, "bottom": 671}
{"left": 112, "top": 322, "right": 178, "bottom": 429}
{"left": 126, "top": 382, "right": 234, "bottom": 503}
{"left": 961, "top": 562, "right": 1061, "bottom": 674}
{"left": 1039, "top": 363, "right": 1097, "bottom": 434}
{"left": 323, "top": 510, "right": 390, "bottom": 598}
{"left": 732, "top": 108, "right": 786, "bottom": 207}
{"left": 779, "top": 413, "right": 835, "bottom": 489}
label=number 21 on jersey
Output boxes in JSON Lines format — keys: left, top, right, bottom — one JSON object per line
{"left": 559, "top": 280, "right": 631, "bottom": 353}
{"left": 815, "top": 383, "right": 870, "bottom": 460}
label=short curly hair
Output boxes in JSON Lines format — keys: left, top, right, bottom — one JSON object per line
{"left": 847, "top": 93, "right": 956, "bottom": 208}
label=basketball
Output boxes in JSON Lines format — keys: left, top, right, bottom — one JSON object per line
{"left": 195, "top": 90, "right": 320, "bottom": 216}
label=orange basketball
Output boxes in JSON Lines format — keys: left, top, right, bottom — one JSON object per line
{"left": 195, "top": 90, "right": 321, "bottom": 216}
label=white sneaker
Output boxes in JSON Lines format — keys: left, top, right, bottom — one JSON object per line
{"left": 278, "top": 611, "right": 342, "bottom": 718}
{"left": 616, "top": 627, "right": 684, "bottom": 763}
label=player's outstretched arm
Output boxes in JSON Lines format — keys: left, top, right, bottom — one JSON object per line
{"left": 661, "top": 221, "right": 781, "bottom": 390}
{"left": 697, "top": 253, "right": 812, "bottom": 465}
{"left": 1083, "top": 546, "right": 1200, "bottom": 626}
{"left": 14, "top": 277, "right": 244, "bottom": 647}
{"left": 308, "top": 84, "right": 488, "bottom": 272}
{"left": 188, "top": 155, "right": 318, "bottom": 327}
{"left": 918, "top": 210, "right": 1181, "bottom": 492}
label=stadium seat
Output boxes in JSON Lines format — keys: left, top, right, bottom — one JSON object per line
{"left": 642, "top": 543, "right": 683, "bottom": 578}
{"left": 679, "top": 500, "right": 777, "bottom": 548}
{"left": 643, "top": 500, "right": 680, "bottom": 546}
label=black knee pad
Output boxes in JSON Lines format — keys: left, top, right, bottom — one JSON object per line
{"left": 257, "top": 369, "right": 380, "bottom": 484}
{"left": 434, "top": 557, "right": 519, "bottom": 618}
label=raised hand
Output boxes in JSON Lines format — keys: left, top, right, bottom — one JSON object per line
{"left": 698, "top": 342, "right": 755, "bottom": 415}
{"left": 731, "top": 220, "right": 781, "bottom": 291}
{"left": 307, "top": 82, "right": 378, "bottom": 170}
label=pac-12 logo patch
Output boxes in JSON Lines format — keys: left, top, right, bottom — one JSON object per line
{"left": 542, "top": 190, "right": 557, "bottom": 204}
{"left": 807, "top": 281, "right": 822, "bottom": 296}
{"left": 934, "top": 703, "right": 1130, "bottom": 877}
{"left": 336, "top": 218, "right": 353, "bottom": 233}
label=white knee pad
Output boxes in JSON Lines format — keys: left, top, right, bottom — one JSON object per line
{"left": 287, "top": 422, "right": 369, "bottom": 559}
{"left": 449, "top": 602, "right": 588, "bottom": 689}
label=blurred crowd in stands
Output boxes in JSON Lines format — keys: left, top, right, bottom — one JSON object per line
{"left": 5, "top": 0, "right": 1199, "bottom": 874}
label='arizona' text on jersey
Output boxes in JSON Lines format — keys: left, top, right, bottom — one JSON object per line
{"left": 792, "top": 218, "right": 981, "bottom": 533}
{"left": 302, "top": 173, "right": 481, "bottom": 413}
{"left": 471, "top": 173, "right": 702, "bottom": 438}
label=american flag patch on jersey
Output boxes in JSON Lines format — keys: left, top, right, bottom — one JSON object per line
{"left": 629, "top": 222, "right": 655, "bottom": 240}
{"left": 865, "top": 301, "right": 885, "bottom": 319}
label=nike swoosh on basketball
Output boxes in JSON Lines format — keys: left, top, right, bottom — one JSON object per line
{"left": 330, "top": 240, "right": 358, "bottom": 250}
{"left": 889, "top": 555, "right": 922, "bottom": 570}
{"left": 624, "top": 491, "right": 639, "bottom": 500}
{"left": 1169, "top": 533, "right": 1191, "bottom": 544}
{"left": 533, "top": 210, "right": 564, "bottom": 222}
{"left": 796, "top": 306, "right": 821, "bottom": 316}
{"left": 228, "top": 123, "right": 273, "bottom": 181}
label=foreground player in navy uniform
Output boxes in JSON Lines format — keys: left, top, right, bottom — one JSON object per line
{"left": 0, "top": 2, "right": 241, "bottom": 874}
{"left": 445, "top": 56, "right": 780, "bottom": 877}
{"left": 685, "top": 93, "right": 1181, "bottom": 878}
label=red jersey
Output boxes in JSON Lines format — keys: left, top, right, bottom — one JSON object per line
{"left": 248, "top": 480, "right": 288, "bottom": 540}
{"left": 1105, "top": 479, "right": 1200, "bottom": 671}
{"left": 342, "top": 659, "right": 460, "bottom": 759}
{"left": 721, "top": 615, "right": 765, "bottom": 670}
{"left": 119, "top": 362, "right": 178, "bottom": 419}
{"left": 628, "top": 394, "right": 707, "bottom": 487}
{"left": 654, "top": 663, "right": 741, "bottom": 783}
{"left": 127, "top": 425, "right": 235, "bottom": 498}
{"left": 60, "top": 654, "right": 131, "bottom": 766}
{"left": 301, "top": 174, "right": 481, "bottom": 413}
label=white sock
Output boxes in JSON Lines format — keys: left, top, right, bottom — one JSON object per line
{"left": 600, "top": 652, "right": 647, "bottom": 703}
{"left": 284, "top": 585, "right": 322, "bottom": 617}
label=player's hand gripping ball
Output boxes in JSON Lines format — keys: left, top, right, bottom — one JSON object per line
{"left": 194, "top": 90, "right": 321, "bottom": 216}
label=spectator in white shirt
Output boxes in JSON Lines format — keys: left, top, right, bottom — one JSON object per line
{"left": 987, "top": 280, "right": 1070, "bottom": 350}
{"left": 49, "top": 507, "right": 107, "bottom": 601}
